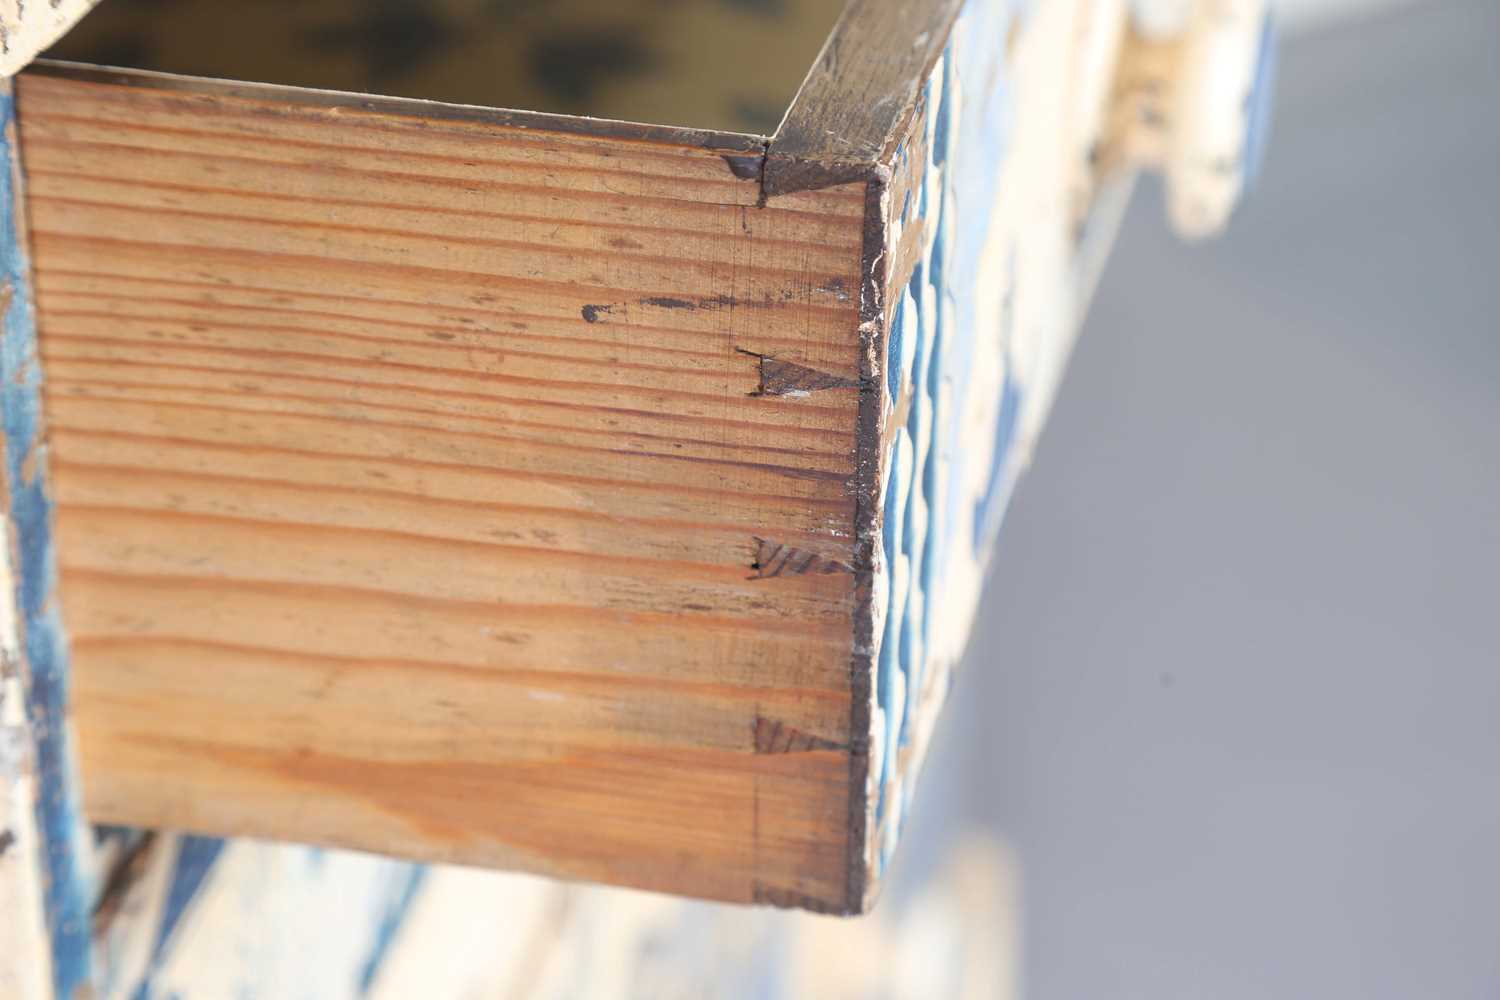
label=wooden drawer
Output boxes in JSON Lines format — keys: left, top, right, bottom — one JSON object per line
{"left": 1, "top": 4, "right": 1274, "bottom": 984}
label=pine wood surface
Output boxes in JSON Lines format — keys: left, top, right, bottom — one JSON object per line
{"left": 18, "top": 67, "right": 874, "bottom": 910}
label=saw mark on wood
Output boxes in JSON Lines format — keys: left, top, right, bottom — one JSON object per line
{"left": 737, "top": 348, "right": 863, "bottom": 397}
{"left": 749, "top": 536, "right": 852, "bottom": 578}
{"left": 752, "top": 715, "right": 845, "bottom": 754}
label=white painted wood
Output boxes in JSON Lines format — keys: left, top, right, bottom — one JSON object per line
{"left": 922, "top": 0, "right": 1136, "bottom": 723}
{"left": 1108, "top": 0, "right": 1274, "bottom": 238}
{"left": 0, "top": 74, "right": 53, "bottom": 1000}
{"left": 367, "top": 868, "right": 563, "bottom": 1000}
{"left": 0, "top": 608, "right": 51, "bottom": 1000}
{"left": 140, "top": 842, "right": 418, "bottom": 1000}
{"left": 0, "top": 1, "right": 99, "bottom": 77}
{"left": 1163, "top": 0, "right": 1271, "bottom": 237}
{"left": 94, "top": 836, "right": 176, "bottom": 1000}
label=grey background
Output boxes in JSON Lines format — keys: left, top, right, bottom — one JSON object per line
{"left": 896, "top": 1, "right": 1500, "bottom": 997}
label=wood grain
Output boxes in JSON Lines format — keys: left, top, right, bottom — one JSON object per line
{"left": 764, "top": 0, "right": 964, "bottom": 195}
{"left": 18, "top": 66, "right": 872, "bottom": 910}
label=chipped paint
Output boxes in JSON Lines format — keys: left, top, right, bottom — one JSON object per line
{"left": 0, "top": 82, "right": 93, "bottom": 999}
{"left": 1, "top": 635, "right": 51, "bottom": 1000}
{"left": 0, "top": 0, "right": 98, "bottom": 77}
{"left": 752, "top": 716, "right": 845, "bottom": 754}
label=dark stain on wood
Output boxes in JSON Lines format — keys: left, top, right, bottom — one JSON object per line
{"left": 0, "top": 827, "right": 13, "bottom": 857}
{"left": 722, "top": 152, "right": 765, "bottom": 180}
{"left": 638, "top": 295, "right": 697, "bottom": 311}
{"left": 639, "top": 293, "right": 739, "bottom": 312}
{"left": 580, "top": 303, "right": 613, "bottom": 323}
{"left": 834, "top": 164, "right": 899, "bottom": 913}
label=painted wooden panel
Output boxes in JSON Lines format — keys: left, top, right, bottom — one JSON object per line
{"left": 87, "top": 829, "right": 1016, "bottom": 999}
{"left": 93, "top": 834, "right": 426, "bottom": 1000}
{"left": 0, "top": 79, "right": 96, "bottom": 1000}
{"left": 862, "top": 0, "right": 1139, "bottom": 885}
{"left": 0, "top": 554, "right": 52, "bottom": 1000}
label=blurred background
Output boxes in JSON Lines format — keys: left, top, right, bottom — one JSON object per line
{"left": 897, "top": 0, "right": 1500, "bottom": 996}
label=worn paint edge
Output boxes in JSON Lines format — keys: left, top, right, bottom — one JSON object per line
{"left": 763, "top": 0, "right": 966, "bottom": 198}
{"left": 0, "top": 1, "right": 104, "bottom": 78}
{"left": 840, "top": 169, "right": 892, "bottom": 915}
{"left": 0, "top": 81, "right": 94, "bottom": 998}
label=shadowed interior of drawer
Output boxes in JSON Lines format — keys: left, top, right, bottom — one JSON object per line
{"left": 44, "top": 0, "right": 846, "bottom": 134}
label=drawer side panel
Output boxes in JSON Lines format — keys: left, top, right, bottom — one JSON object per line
{"left": 18, "top": 69, "right": 868, "bottom": 910}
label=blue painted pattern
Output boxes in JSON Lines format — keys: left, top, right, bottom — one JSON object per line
{"left": 1243, "top": 12, "right": 1278, "bottom": 192}
{"left": 0, "top": 85, "right": 94, "bottom": 998}
{"left": 129, "top": 836, "right": 226, "bottom": 1000}
{"left": 357, "top": 864, "right": 429, "bottom": 996}
{"left": 872, "top": 0, "right": 1025, "bottom": 872}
